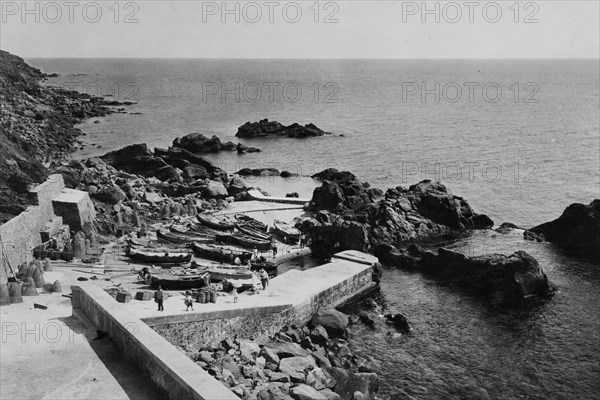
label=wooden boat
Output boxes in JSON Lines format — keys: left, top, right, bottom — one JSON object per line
{"left": 196, "top": 213, "right": 235, "bottom": 231}
{"left": 271, "top": 219, "right": 300, "bottom": 241}
{"left": 192, "top": 242, "right": 252, "bottom": 263}
{"left": 150, "top": 270, "right": 210, "bottom": 290}
{"left": 127, "top": 247, "right": 192, "bottom": 264}
{"left": 250, "top": 260, "right": 278, "bottom": 277}
{"left": 128, "top": 243, "right": 191, "bottom": 254}
{"left": 206, "top": 266, "right": 253, "bottom": 282}
{"left": 188, "top": 223, "right": 225, "bottom": 236}
{"left": 157, "top": 229, "right": 214, "bottom": 244}
{"left": 235, "top": 214, "right": 268, "bottom": 231}
{"left": 235, "top": 222, "right": 271, "bottom": 241}
{"left": 216, "top": 232, "right": 271, "bottom": 251}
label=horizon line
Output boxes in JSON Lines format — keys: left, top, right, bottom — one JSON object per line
{"left": 22, "top": 56, "right": 600, "bottom": 61}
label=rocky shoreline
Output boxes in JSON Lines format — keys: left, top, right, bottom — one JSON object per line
{"left": 3, "top": 51, "right": 599, "bottom": 400}
{"left": 193, "top": 308, "right": 385, "bottom": 400}
{"left": 0, "top": 50, "right": 124, "bottom": 220}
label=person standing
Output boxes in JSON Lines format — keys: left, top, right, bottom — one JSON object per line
{"left": 271, "top": 239, "right": 278, "bottom": 258}
{"left": 252, "top": 247, "right": 259, "bottom": 261}
{"left": 252, "top": 271, "right": 260, "bottom": 294}
{"left": 155, "top": 286, "right": 164, "bottom": 312}
{"left": 259, "top": 268, "right": 269, "bottom": 290}
{"left": 184, "top": 291, "right": 194, "bottom": 311}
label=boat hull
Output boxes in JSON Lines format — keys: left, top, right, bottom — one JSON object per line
{"left": 127, "top": 248, "right": 192, "bottom": 264}
{"left": 197, "top": 214, "right": 235, "bottom": 230}
{"left": 151, "top": 273, "right": 210, "bottom": 290}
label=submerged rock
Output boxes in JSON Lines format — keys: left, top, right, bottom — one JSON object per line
{"left": 524, "top": 199, "right": 600, "bottom": 259}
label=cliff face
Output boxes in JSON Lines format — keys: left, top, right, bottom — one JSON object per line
{"left": 0, "top": 51, "right": 110, "bottom": 221}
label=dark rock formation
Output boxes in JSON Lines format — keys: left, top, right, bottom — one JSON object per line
{"left": 384, "top": 313, "right": 411, "bottom": 333}
{"left": 524, "top": 200, "right": 600, "bottom": 259}
{"left": 237, "top": 168, "right": 280, "bottom": 177}
{"left": 236, "top": 119, "right": 332, "bottom": 138}
{"left": 301, "top": 169, "right": 493, "bottom": 260}
{"left": 99, "top": 144, "right": 228, "bottom": 185}
{"left": 310, "top": 309, "right": 349, "bottom": 337}
{"left": 172, "top": 132, "right": 259, "bottom": 154}
{"left": 381, "top": 247, "right": 553, "bottom": 306}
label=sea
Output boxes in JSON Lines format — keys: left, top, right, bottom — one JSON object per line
{"left": 30, "top": 58, "right": 600, "bottom": 399}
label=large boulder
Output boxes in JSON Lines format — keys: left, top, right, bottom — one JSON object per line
{"left": 524, "top": 199, "right": 600, "bottom": 259}
{"left": 92, "top": 186, "right": 127, "bottom": 205}
{"left": 311, "top": 309, "right": 348, "bottom": 337}
{"left": 408, "top": 180, "right": 493, "bottom": 229}
{"left": 228, "top": 177, "right": 247, "bottom": 196}
{"left": 237, "top": 168, "right": 280, "bottom": 176}
{"left": 239, "top": 340, "right": 261, "bottom": 362}
{"left": 203, "top": 180, "right": 228, "bottom": 199}
{"left": 290, "top": 384, "right": 328, "bottom": 400}
{"left": 265, "top": 342, "right": 310, "bottom": 359}
{"left": 330, "top": 371, "right": 379, "bottom": 400}
{"left": 154, "top": 147, "right": 228, "bottom": 182}
{"left": 418, "top": 249, "right": 553, "bottom": 306}
{"left": 100, "top": 144, "right": 168, "bottom": 178}
{"left": 279, "top": 356, "right": 317, "bottom": 376}
{"left": 236, "top": 119, "right": 331, "bottom": 138}
{"left": 311, "top": 181, "right": 346, "bottom": 211}
{"left": 172, "top": 133, "right": 226, "bottom": 153}
{"left": 259, "top": 346, "right": 281, "bottom": 365}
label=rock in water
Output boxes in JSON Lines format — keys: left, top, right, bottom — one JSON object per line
{"left": 384, "top": 313, "right": 411, "bottom": 333}
{"left": 311, "top": 309, "right": 349, "bottom": 337}
{"left": 236, "top": 119, "right": 332, "bottom": 138}
{"left": 524, "top": 199, "right": 600, "bottom": 259}
{"left": 52, "top": 280, "right": 62, "bottom": 293}
{"left": 418, "top": 249, "right": 553, "bottom": 306}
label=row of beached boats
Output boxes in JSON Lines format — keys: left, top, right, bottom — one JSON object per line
{"left": 126, "top": 213, "right": 301, "bottom": 288}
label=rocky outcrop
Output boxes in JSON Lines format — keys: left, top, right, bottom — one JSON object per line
{"left": 0, "top": 50, "right": 116, "bottom": 220}
{"left": 524, "top": 200, "right": 600, "bottom": 259}
{"left": 172, "top": 132, "right": 259, "bottom": 154}
{"left": 100, "top": 144, "right": 228, "bottom": 185}
{"left": 237, "top": 168, "right": 280, "bottom": 177}
{"left": 378, "top": 246, "right": 553, "bottom": 306}
{"left": 301, "top": 169, "right": 493, "bottom": 260}
{"left": 236, "top": 119, "right": 332, "bottom": 138}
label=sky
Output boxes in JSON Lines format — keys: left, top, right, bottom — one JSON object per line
{"left": 0, "top": 1, "right": 598, "bottom": 58}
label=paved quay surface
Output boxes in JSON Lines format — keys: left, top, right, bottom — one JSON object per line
{"left": 0, "top": 269, "right": 164, "bottom": 400}
{"left": 121, "top": 251, "right": 378, "bottom": 323}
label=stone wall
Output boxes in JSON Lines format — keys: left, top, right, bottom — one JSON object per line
{"left": 71, "top": 284, "right": 239, "bottom": 400}
{"left": 0, "top": 175, "right": 65, "bottom": 284}
{"left": 150, "top": 265, "right": 375, "bottom": 350}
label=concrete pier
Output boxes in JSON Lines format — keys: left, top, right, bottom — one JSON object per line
{"left": 70, "top": 250, "right": 379, "bottom": 400}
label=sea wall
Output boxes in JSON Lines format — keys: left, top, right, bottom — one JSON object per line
{"left": 148, "top": 262, "right": 376, "bottom": 350}
{"left": 71, "top": 284, "right": 239, "bottom": 400}
{"left": 0, "top": 174, "right": 65, "bottom": 283}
